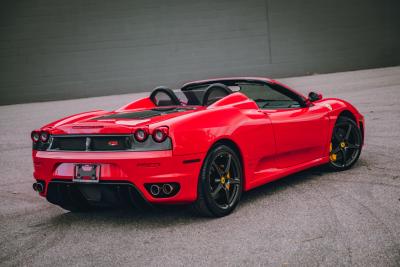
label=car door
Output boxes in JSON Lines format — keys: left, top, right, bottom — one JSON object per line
{"left": 263, "top": 105, "right": 329, "bottom": 168}
{"left": 239, "top": 82, "right": 330, "bottom": 169}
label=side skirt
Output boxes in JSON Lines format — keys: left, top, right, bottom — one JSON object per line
{"left": 246, "top": 156, "right": 330, "bottom": 191}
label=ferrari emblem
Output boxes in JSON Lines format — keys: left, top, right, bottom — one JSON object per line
{"left": 108, "top": 140, "right": 119, "bottom": 146}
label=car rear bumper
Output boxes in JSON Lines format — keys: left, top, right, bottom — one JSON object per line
{"left": 32, "top": 150, "right": 204, "bottom": 204}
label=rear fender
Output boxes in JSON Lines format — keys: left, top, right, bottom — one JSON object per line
{"left": 170, "top": 106, "right": 275, "bottom": 191}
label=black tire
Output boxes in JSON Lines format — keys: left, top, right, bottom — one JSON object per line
{"left": 328, "top": 116, "right": 362, "bottom": 171}
{"left": 192, "top": 144, "right": 243, "bottom": 217}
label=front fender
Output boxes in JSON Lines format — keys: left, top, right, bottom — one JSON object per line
{"left": 317, "top": 98, "right": 365, "bottom": 148}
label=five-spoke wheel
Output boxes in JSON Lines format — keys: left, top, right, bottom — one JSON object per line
{"left": 329, "top": 117, "right": 362, "bottom": 170}
{"left": 193, "top": 144, "right": 242, "bottom": 217}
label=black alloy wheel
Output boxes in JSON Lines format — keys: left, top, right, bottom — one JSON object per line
{"left": 329, "top": 117, "right": 362, "bottom": 170}
{"left": 192, "top": 144, "right": 243, "bottom": 217}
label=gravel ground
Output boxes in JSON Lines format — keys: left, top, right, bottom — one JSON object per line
{"left": 0, "top": 66, "right": 399, "bottom": 267}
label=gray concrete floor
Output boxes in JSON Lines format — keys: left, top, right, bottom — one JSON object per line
{"left": 0, "top": 67, "right": 399, "bottom": 266}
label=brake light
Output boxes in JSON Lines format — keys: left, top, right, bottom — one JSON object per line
{"left": 134, "top": 128, "right": 149, "bottom": 142}
{"left": 40, "top": 131, "right": 50, "bottom": 142}
{"left": 31, "top": 131, "right": 40, "bottom": 142}
{"left": 152, "top": 126, "right": 169, "bottom": 143}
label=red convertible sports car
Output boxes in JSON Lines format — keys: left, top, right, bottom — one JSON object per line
{"left": 31, "top": 77, "right": 364, "bottom": 217}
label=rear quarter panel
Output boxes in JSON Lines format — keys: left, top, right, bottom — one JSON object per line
{"left": 168, "top": 101, "right": 276, "bottom": 191}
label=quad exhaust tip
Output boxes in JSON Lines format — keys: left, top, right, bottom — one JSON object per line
{"left": 32, "top": 182, "right": 44, "bottom": 193}
{"left": 147, "top": 183, "right": 179, "bottom": 197}
{"left": 150, "top": 184, "right": 161, "bottom": 196}
{"left": 162, "top": 184, "right": 174, "bottom": 195}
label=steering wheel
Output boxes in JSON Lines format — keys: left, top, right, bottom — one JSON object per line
{"left": 150, "top": 86, "right": 181, "bottom": 106}
{"left": 202, "top": 83, "right": 232, "bottom": 106}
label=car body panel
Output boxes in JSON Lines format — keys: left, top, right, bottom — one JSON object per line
{"left": 263, "top": 104, "right": 331, "bottom": 168}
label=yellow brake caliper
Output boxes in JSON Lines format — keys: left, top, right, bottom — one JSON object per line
{"left": 225, "top": 171, "right": 231, "bottom": 190}
{"left": 219, "top": 164, "right": 231, "bottom": 190}
{"left": 329, "top": 142, "right": 337, "bottom": 162}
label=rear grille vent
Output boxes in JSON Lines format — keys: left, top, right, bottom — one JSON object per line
{"left": 49, "top": 135, "right": 132, "bottom": 151}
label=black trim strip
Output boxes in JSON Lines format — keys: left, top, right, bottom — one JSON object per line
{"left": 183, "top": 158, "right": 201, "bottom": 164}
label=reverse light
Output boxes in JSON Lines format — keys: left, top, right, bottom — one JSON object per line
{"left": 152, "top": 126, "right": 168, "bottom": 143}
{"left": 31, "top": 131, "right": 40, "bottom": 142}
{"left": 134, "top": 128, "right": 149, "bottom": 142}
{"left": 40, "top": 131, "right": 50, "bottom": 142}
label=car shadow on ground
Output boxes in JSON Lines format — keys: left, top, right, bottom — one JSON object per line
{"left": 47, "top": 164, "right": 349, "bottom": 228}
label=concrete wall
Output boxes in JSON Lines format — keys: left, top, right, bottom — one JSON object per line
{"left": 1, "top": 0, "right": 399, "bottom": 105}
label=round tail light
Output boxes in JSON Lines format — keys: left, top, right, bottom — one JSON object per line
{"left": 134, "top": 128, "right": 149, "bottom": 142}
{"left": 31, "top": 131, "right": 40, "bottom": 142}
{"left": 40, "top": 131, "right": 50, "bottom": 142}
{"left": 152, "top": 127, "right": 168, "bottom": 143}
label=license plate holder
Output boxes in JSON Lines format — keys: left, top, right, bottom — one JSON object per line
{"left": 73, "top": 164, "right": 100, "bottom": 183}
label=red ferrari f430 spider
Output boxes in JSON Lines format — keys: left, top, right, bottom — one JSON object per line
{"left": 31, "top": 78, "right": 364, "bottom": 217}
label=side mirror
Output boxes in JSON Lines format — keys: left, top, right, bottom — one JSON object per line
{"left": 308, "top": 91, "right": 323, "bottom": 102}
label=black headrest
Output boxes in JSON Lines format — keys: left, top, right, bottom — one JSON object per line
{"left": 150, "top": 86, "right": 181, "bottom": 106}
{"left": 202, "top": 83, "right": 232, "bottom": 106}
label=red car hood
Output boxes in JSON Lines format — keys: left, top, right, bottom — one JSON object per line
{"left": 47, "top": 106, "right": 203, "bottom": 135}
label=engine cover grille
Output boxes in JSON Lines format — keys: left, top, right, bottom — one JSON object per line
{"left": 49, "top": 135, "right": 132, "bottom": 151}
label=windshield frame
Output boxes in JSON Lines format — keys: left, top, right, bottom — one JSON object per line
{"left": 180, "top": 78, "right": 308, "bottom": 108}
